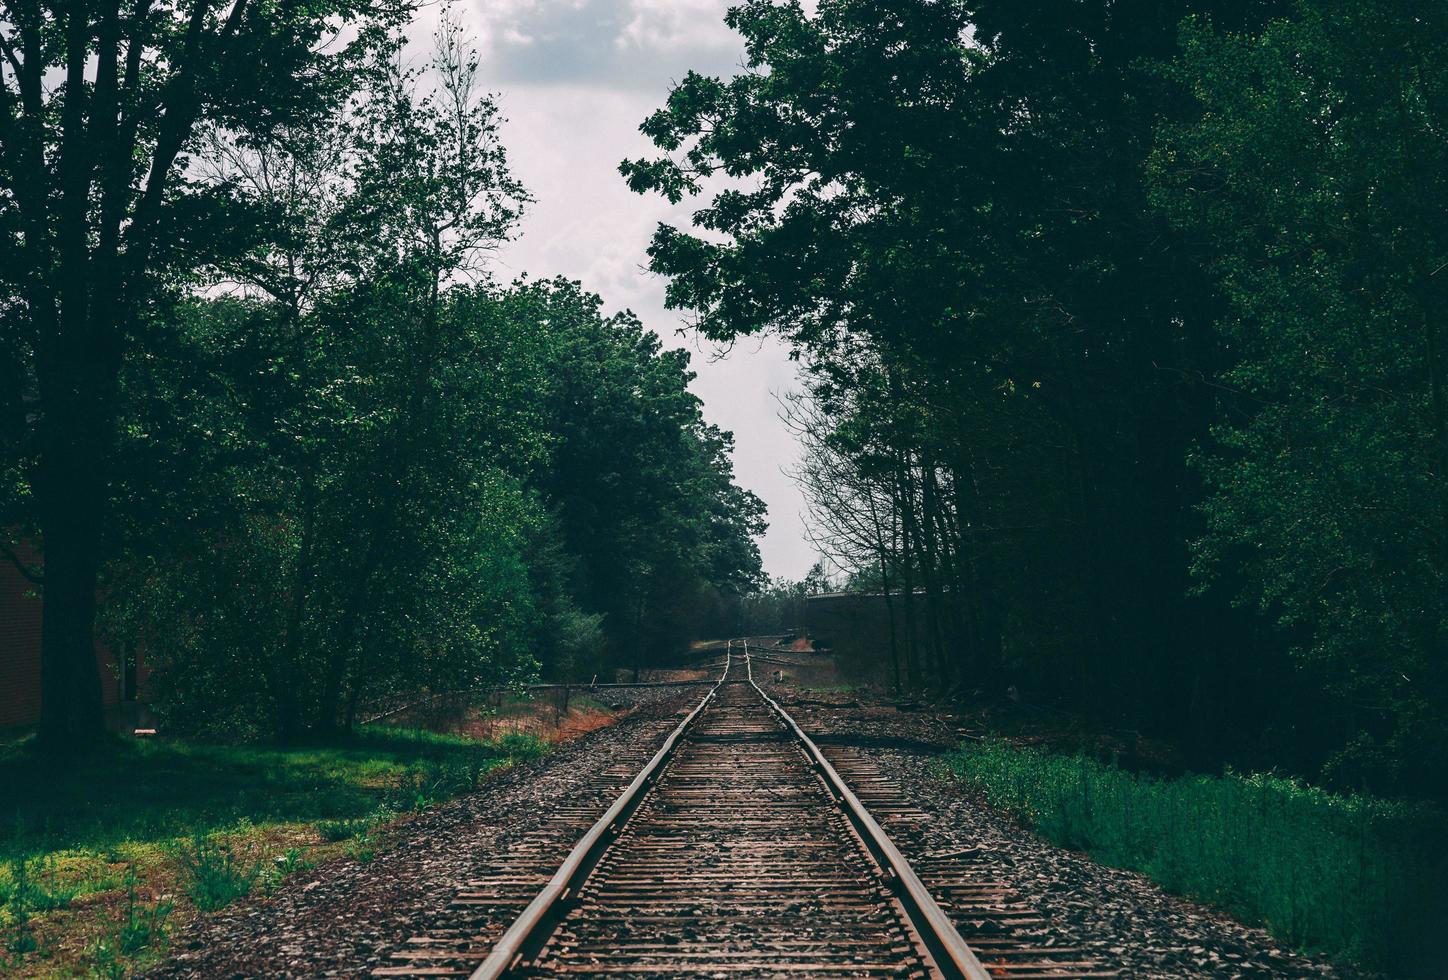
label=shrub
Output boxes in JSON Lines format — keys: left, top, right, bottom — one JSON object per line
{"left": 2, "top": 852, "right": 81, "bottom": 960}
{"left": 347, "top": 833, "right": 378, "bottom": 864}
{"left": 944, "top": 740, "right": 1448, "bottom": 974}
{"left": 91, "top": 939, "right": 127, "bottom": 980}
{"left": 496, "top": 731, "right": 547, "bottom": 759}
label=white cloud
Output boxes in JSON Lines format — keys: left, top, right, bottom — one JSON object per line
{"left": 436, "top": 0, "right": 745, "bottom": 88}
{"left": 617, "top": 0, "right": 741, "bottom": 53}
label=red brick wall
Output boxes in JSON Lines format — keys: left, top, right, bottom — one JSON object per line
{"left": 0, "top": 541, "right": 130, "bottom": 730}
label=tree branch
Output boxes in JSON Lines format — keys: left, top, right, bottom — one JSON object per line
{"left": 0, "top": 539, "right": 43, "bottom": 586}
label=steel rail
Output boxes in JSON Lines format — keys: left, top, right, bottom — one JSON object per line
{"left": 743, "top": 645, "right": 994, "bottom": 980}
{"left": 467, "top": 648, "right": 733, "bottom": 980}
{"left": 470, "top": 638, "right": 991, "bottom": 980}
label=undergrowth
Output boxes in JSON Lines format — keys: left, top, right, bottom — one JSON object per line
{"left": 943, "top": 740, "right": 1447, "bottom": 976}
{"left": 0, "top": 725, "right": 549, "bottom": 977}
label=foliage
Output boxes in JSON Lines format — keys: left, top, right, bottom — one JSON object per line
{"left": 623, "top": 0, "right": 1277, "bottom": 721}
{"left": 1148, "top": 0, "right": 1448, "bottom": 795}
{"left": 0, "top": 0, "right": 766, "bottom": 748}
{"left": 944, "top": 740, "right": 1448, "bottom": 974}
{"left": 0, "top": 0, "right": 411, "bottom": 751}
{"left": 2, "top": 855, "right": 78, "bottom": 914}
{"left": 175, "top": 833, "right": 262, "bottom": 912}
{"left": 736, "top": 576, "right": 811, "bottom": 635}
{"left": 628, "top": 0, "right": 1448, "bottom": 798}
{"left": 110, "top": 865, "right": 173, "bottom": 957}
{"left": 516, "top": 278, "right": 768, "bottom": 671}
{"left": 316, "top": 818, "right": 371, "bottom": 843}
{"left": 0, "top": 727, "right": 533, "bottom": 865}
{"left": 89, "top": 19, "right": 762, "bottom": 738}
{"left": 97, "top": 15, "right": 538, "bottom": 739}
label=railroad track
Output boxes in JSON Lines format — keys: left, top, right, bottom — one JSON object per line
{"left": 377, "top": 643, "right": 1113, "bottom": 979}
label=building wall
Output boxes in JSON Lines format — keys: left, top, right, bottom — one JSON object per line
{"left": 0, "top": 541, "right": 137, "bottom": 730}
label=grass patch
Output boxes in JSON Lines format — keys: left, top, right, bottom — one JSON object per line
{"left": 943, "top": 740, "right": 1447, "bottom": 976}
{"left": 0, "top": 725, "right": 548, "bottom": 977}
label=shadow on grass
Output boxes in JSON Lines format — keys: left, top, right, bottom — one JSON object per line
{"left": 0, "top": 726, "right": 545, "bottom": 861}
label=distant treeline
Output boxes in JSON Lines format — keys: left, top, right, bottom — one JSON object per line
{"left": 0, "top": 10, "right": 763, "bottom": 744}
{"left": 625, "top": 1, "right": 1448, "bottom": 800}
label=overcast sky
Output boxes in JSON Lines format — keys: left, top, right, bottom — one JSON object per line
{"left": 404, "top": 0, "right": 817, "bottom": 580}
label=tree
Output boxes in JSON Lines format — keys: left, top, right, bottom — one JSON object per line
{"left": 0, "top": 0, "right": 407, "bottom": 750}
{"left": 100, "top": 13, "right": 543, "bottom": 739}
{"left": 517, "top": 278, "right": 767, "bottom": 673}
{"left": 622, "top": 0, "right": 1339, "bottom": 773}
{"left": 1151, "top": 0, "right": 1448, "bottom": 794}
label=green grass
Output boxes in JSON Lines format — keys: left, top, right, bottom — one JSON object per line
{"left": 0, "top": 725, "right": 548, "bottom": 977}
{"left": 0, "top": 726, "right": 544, "bottom": 860}
{"left": 943, "top": 740, "right": 1447, "bottom": 976}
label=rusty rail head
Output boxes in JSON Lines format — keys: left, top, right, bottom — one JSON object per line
{"left": 466, "top": 647, "right": 731, "bottom": 980}
{"left": 743, "top": 641, "right": 995, "bottom": 980}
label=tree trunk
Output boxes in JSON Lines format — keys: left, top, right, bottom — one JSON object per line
{"left": 866, "top": 490, "right": 902, "bottom": 693}
{"left": 631, "top": 592, "right": 647, "bottom": 683}
{"left": 895, "top": 458, "right": 921, "bottom": 688}
{"left": 1420, "top": 301, "right": 1448, "bottom": 560}
{"left": 36, "top": 406, "right": 109, "bottom": 751}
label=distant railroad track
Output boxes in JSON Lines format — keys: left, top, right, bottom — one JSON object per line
{"left": 376, "top": 642, "right": 1114, "bottom": 979}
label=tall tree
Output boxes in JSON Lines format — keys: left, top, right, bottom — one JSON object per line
{"left": 102, "top": 13, "right": 536, "bottom": 739}
{"left": 623, "top": 0, "right": 1317, "bottom": 772}
{"left": 516, "top": 278, "right": 767, "bottom": 671}
{"left": 0, "top": 0, "right": 406, "bottom": 750}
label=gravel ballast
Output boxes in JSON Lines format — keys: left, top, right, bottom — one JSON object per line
{"left": 146, "top": 667, "right": 1377, "bottom": 979}
{"left": 765, "top": 681, "right": 1376, "bottom": 980}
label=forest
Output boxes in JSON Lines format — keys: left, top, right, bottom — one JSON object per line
{"left": 3, "top": 0, "right": 1446, "bottom": 809}
{"left": 0, "top": 6, "right": 764, "bottom": 746}
{"left": 625, "top": 0, "right": 1448, "bottom": 802}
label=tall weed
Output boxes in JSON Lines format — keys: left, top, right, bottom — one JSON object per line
{"left": 173, "top": 833, "right": 260, "bottom": 912}
{"left": 944, "top": 740, "right": 1447, "bottom": 974}
{"left": 90, "top": 863, "right": 173, "bottom": 977}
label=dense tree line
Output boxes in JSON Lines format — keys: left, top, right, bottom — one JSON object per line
{"left": 1, "top": 7, "right": 763, "bottom": 745}
{"left": 733, "top": 562, "right": 834, "bottom": 637}
{"left": 626, "top": 0, "right": 1448, "bottom": 798}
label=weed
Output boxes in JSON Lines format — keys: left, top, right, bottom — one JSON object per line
{"left": 91, "top": 939, "right": 126, "bottom": 980}
{"left": 5, "top": 888, "right": 37, "bottom": 956}
{"left": 114, "top": 865, "right": 171, "bottom": 956}
{"left": 347, "top": 833, "right": 377, "bottom": 864}
{"left": 496, "top": 731, "right": 548, "bottom": 759}
{"left": 4, "top": 852, "right": 79, "bottom": 958}
{"left": 174, "top": 833, "right": 260, "bottom": 912}
{"left": 316, "top": 817, "right": 367, "bottom": 842}
{"left": 943, "top": 740, "right": 1448, "bottom": 973}
{"left": 274, "top": 847, "right": 312, "bottom": 877}
{"left": 383, "top": 767, "right": 434, "bottom": 812}
{"left": 3, "top": 853, "right": 80, "bottom": 912}
{"left": 260, "top": 847, "right": 315, "bottom": 894}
